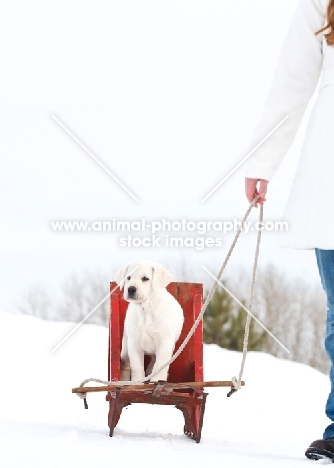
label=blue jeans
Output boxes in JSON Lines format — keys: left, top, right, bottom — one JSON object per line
{"left": 315, "top": 248, "right": 334, "bottom": 440}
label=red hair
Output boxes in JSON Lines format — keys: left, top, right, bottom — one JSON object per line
{"left": 316, "top": 0, "right": 334, "bottom": 45}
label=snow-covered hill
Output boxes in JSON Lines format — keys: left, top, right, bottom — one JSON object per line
{"left": 0, "top": 311, "right": 330, "bottom": 467}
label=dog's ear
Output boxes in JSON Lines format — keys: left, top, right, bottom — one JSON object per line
{"left": 151, "top": 262, "right": 173, "bottom": 291}
{"left": 115, "top": 263, "right": 131, "bottom": 290}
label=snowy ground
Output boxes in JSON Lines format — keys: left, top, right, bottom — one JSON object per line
{"left": 0, "top": 310, "right": 331, "bottom": 467}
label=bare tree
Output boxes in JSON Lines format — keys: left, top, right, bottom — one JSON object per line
{"left": 18, "top": 286, "right": 54, "bottom": 320}
{"left": 243, "top": 263, "right": 329, "bottom": 373}
{"left": 57, "top": 271, "right": 109, "bottom": 326}
{"left": 16, "top": 262, "right": 330, "bottom": 374}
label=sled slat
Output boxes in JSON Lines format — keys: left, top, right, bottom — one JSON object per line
{"left": 72, "top": 380, "right": 245, "bottom": 394}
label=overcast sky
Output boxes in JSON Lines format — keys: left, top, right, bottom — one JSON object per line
{"left": 0, "top": 0, "right": 321, "bottom": 311}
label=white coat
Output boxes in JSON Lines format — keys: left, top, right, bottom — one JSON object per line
{"left": 245, "top": 0, "right": 334, "bottom": 249}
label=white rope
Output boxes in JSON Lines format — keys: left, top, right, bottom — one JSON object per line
{"left": 76, "top": 196, "right": 262, "bottom": 401}
{"left": 230, "top": 201, "right": 263, "bottom": 394}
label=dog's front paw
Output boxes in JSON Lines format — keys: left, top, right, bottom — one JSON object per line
{"left": 131, "top": 369, "right": 146, "bottom": 382}
{"left": 150, "top": 371, "right": 168, "bottom": 382}
{"left": 120, "top": 367, "right": 131, "bottom": 381}
{"left": 120, "top": 357, "right": 131, "bottom": 381}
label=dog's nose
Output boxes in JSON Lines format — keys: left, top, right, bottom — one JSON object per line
{"left": 128, "top": 286, "right": 136, "bottom": 296}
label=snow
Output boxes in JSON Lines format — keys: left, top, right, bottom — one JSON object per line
{"left": 0, "top": 1, "right": 330, "bottom": 464}
{"left": 0, "top": 310, "right": 331, "bottom": 467}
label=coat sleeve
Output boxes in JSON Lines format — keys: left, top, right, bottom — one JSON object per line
{"left": 244, "top": 0, "right": 327, "bottom": 181}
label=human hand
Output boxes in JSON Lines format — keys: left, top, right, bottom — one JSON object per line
{"left": 245, "top": 178, "right": 268, "bottom": 208}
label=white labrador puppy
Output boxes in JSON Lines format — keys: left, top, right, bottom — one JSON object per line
{"left": 115, "top": 260, "right": 184, "bottom": 382}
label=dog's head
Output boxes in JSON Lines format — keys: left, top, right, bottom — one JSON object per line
{"left": 115, "top": 260, "right": 173, "bottom": 303}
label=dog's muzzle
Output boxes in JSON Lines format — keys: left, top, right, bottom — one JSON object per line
{"left": 127, "top": 286, "right": 137, "bottom": 300}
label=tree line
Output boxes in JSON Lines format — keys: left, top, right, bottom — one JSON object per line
{"left": 17, "top": 263, "right": 329, "bottom": 374}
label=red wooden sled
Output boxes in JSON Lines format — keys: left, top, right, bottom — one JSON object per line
{"left": 72, "top": 281, "right": 245, "bottom": 442}
{"left": 107, "top": 281, "right": 207, "bottom": 442}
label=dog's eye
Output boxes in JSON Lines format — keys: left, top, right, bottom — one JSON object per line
{"left": 127, "top": 276, "right": 131, "bottom": 280}
{"left": 142, "top": 276, "right": 149, "bottom": 282}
